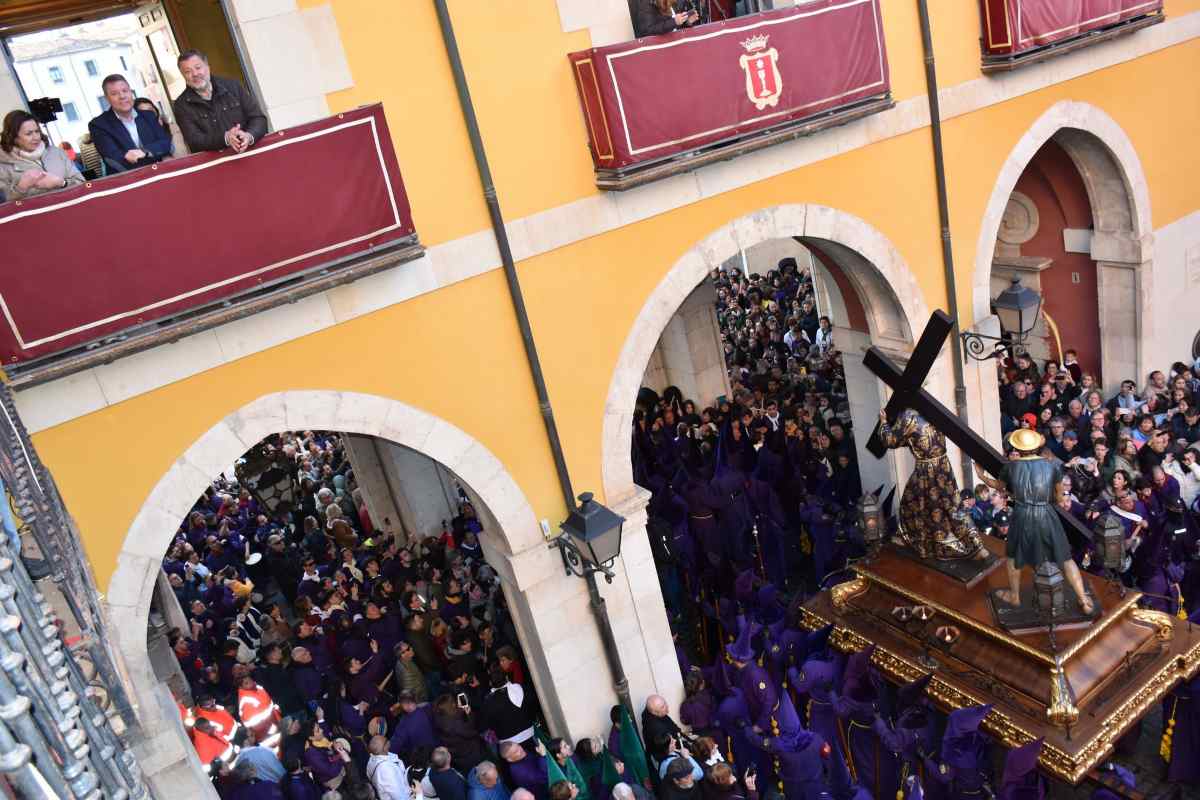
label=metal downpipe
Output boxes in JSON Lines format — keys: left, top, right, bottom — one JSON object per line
{"left": 432, "top": 0, "right": 576, "bottom": 513}
{"left": 916, "top": 0, "right": 975, "bottom": 481}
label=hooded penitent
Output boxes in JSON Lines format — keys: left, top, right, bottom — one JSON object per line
{"left": 998, "top": 737, "right": 1044, "bottom": 800}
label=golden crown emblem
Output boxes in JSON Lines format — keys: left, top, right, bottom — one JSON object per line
{"left": 740, "top": 33, "right": 770, "bottom": 53}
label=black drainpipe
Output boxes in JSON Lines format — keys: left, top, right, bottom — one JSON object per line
{"left": 433, "top": 0, "right": 643, "bottom": 739}
{"left": 916, "top": 0, "right": 974, "bottom": 481}
{"left": 432, "top": 0, "right": 575, "bottom": 513}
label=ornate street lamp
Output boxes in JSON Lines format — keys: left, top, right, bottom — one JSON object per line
{"left": 960, "top": 278, "right": 1043, "bottom": 361}
{"left": 551, "top": 493, "right": 640, "bottom": 744}
{"left": 556, "top": 492, "right": 625, "bottom": 582}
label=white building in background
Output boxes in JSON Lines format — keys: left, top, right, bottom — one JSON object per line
{"left": 11, "top": 38, "right": 141, "bottom": 148}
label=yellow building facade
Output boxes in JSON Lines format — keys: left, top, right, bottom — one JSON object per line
{"left": 5, "top": 0, "right": 1200, "bottom": 795}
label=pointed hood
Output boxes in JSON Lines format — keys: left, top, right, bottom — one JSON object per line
{"left": 770, "top": 684, "right": 813, "bottom": 750}
{"left": 726, "top": 615, "right": 757, "bottom": 663}
{"left": 788, "top": 656, "right": 840, "bottom": 695}
{"left": 842, "top": 645, "right": 877, "bottom": 702}
{"left": 804, "top": 623, "right": 835, "bottom": 659}
{"left": 897, "top": 673, "right": 933, "bottom": 712}
{"left": 945, "top": 703, "right": 992, "bottom": 739}
{"left": 757, "top": 584, "right": 781, "bottom": 623}
{"left": 1001, "top": 737, "right": 1044, "bottom": 788}
{"left": 942, "top": 703, "right": 992, "bottom": 769}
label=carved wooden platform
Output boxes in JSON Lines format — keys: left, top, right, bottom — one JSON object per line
{"left": 802, "top": 537, "right": 1200, "bottom": 784}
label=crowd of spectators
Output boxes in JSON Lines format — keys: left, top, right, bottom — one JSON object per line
{"left": 992, "top": 351, "right": 1200, "bottom": 610}
{"left": 1, "top": 48, "right": 265, "bottom": 203}
{"left": 168, "top": 430, "right": 619, "bottom": 800}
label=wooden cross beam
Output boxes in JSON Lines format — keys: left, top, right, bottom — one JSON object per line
{"left": 863, "top": 310, "right": 1093, "bottom": 546}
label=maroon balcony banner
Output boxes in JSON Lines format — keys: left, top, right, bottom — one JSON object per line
{"left": 0, "top": 103, "right": 414, "bottom": 365}
{"left": 568, "top": 0, "right": 889, "bottom": 174}
{"left": 979, "top": 0, "right": 1164, "bottom": 56}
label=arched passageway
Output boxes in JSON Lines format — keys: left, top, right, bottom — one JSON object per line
{"left": 109, "top": 391, "right": 677, "bottom": 798}
{"left": 968, "top": 101, "right": 1153, "bottom": 444}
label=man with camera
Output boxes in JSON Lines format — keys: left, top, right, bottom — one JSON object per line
{"left": 88, "top": 75, "right": 173, "bottom": 173}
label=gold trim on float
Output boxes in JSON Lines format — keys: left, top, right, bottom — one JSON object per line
{"left": 831, "top": 576, "right": 868, "bottom": 609}
{"left": 1130, "top": 608, "right": 1174, "bottom": 642}
{"left": 852, "top": 563, "right": 1142, "bottom": 667}
{"left": 796, "top": 605, "right": 1200, "bottom": 784}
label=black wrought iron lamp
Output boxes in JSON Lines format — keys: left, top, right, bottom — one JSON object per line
{"left": 551, "top": 493, "right": 640, "bottom": 740}
{"left": 960, "top": 278, "right": 1043, "bottom": 361}
{"left": 554, "top": 492, "right": 625, "bottom": 583}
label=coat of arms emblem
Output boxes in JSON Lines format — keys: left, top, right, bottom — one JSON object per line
{"left": 738, "top": 33, "right": 782, "bottom": 111}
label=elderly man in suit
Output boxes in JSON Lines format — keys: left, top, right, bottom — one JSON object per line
{"left": 88, "top": 74, "right": 173, "bottom": 173}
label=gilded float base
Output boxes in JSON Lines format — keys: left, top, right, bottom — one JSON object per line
{"left": 802, "top": 539, "right": 1200, "bottom": 784}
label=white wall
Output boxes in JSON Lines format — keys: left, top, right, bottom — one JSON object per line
{"left": 14, "top": 44, "right": 138, "bottom": 147}
{"left": 1148, "top": 210, "right": 1200, "bottom": 367}
{"left": 371, "top": 439, "right": 460, "bottom": 540}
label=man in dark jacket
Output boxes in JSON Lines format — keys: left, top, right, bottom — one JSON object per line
{"left": 88, "top": 75, "right": 173, "bottom": 172}
{"left": 253, "top": 645, "right": 306, "bottom": 719}
{"left": 429, "top": 746, "right": 470, "bottom": 800}
{"left": 174, "top": 49, "right": 267, "bottom": 153}
{"left": 479, "top": 667, "right": 537, "bottom": 747}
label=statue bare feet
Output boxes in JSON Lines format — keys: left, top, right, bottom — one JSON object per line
{"left": 995, "top": 589, "right": 1019, "bottom": 606}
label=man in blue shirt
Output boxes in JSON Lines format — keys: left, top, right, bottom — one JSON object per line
{"left": 88, "top": 74, "right": 173, "bottom": 173}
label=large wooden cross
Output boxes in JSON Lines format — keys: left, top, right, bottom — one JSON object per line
{"left": 863, "top": 310, "right": 1092, "bottom": 547}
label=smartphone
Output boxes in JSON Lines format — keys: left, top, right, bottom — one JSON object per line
{"left": 456, "top": 692, "right": 469, "bottom": 709}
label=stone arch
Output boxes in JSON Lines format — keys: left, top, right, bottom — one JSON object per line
{"left": 601, "top": 204, "right": 939, "bottom": 506}
{"left": 971, "top": 100, "right": 1153, "bottom": 393}
{"left": 105, "top": 391, "right": 552, "bottom": 798}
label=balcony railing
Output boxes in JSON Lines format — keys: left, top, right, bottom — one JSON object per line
{"left": 979, "top": 0, "right": 1165, "bottom": 71}
{"left": 0, "top": 103, "right": 421, "bottom": 381}
{"left": 569, "top": 0, "right": 892, "bottom": 190}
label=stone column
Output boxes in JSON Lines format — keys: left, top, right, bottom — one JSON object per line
{"left": 963, "top": 314, "right": 1005, "bottom": 453}
{"left": 837, "top": 328, "right": 896, "bottom": 494}
{"left": 654, "top": 283, "right": 731, "bottom": 406}
{"left": 374, "top": 443, "right": 459, "bottom": 540}
{"left": 342, "top": 434, "right": 406, "bottom": 537}
{"left": 223, "top": 0, "right": 355, "bottom": 129}
{"left": 1096, "top": 261, "right": 1141, "bottom": 395}
{"left": 473, "top": 487, "right": 682, "bottom": 743}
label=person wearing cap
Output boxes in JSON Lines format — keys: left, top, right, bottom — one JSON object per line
{"left": 660, "top": 756, "right": 701, "bottom": 800}
{"left": 976, "top": 429, "right": 1095, "bottom": 614}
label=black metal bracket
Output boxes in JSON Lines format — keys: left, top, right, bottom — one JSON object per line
{"left": 552, "top": 536, "right": 616, "bottom": 584}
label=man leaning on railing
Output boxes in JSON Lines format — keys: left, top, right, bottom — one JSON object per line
{"left": 173, "top": 48, "right": 268, "bottom": 155}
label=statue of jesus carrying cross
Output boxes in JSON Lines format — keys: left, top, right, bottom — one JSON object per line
{"left": 864, "top": 310, "right": 1098, "bottom": 614}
